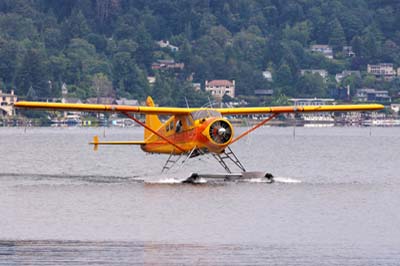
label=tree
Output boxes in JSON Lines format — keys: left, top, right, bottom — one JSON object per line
{"left": 0, "top": 13, "right": 38, "bottom": 41}
{"left": 0, "top": 38, "right": 18, "bottom": 87}
{"left": 232, "top": 30, "right": 266, "bottom": 69}
{"left": 92, "top": 73, "right": 114, "bottom": 98}
{"left": 62, "top": 9, "right": 90, "bottom": 39}
{"left": 282, "top": 21, "right": 312, "bottom": 46}
{"left": 296, "top": 73, "right": 326, "bottom": 97}
{"left": 328, "top": 18, "right": 346, "bottom": 52}
{"left": 275, "top": 61, "right": 293, "bottom": 88}
{"left": 341, "top": 74, "right": 363, "bottom": 92}
{"left": 15, "top": 49, "right": 50, "bottom": 98}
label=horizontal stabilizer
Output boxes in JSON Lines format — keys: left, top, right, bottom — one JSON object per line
{"left": 90, "top": 135, "right": 146, "bottom": 151}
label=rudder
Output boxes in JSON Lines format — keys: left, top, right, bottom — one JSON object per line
{"left": 144, "top": 96, "right": 162, "bottom": 139}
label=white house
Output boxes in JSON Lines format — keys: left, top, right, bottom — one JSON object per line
{"left": 310, "top": 45, "right": 333, "bottom": 59}
{"left": 0, "top": 90, "right": 17, "bottom": 116}
{"left": 367, "top": 63, "right": 396, "bottom": 80}
{"left": 156, "top": 40, "right": 179, "bottom": 52}
{"left": 205, "top": 80, "right": 235, "bottom": 99}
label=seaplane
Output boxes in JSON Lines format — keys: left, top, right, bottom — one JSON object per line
{"left": 14, "top": 97, "right": 383, "bottom": 183}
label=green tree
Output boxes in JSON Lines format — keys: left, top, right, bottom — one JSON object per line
{"left": 15, "top": 49, "right": 50, "bottom": 98}
{"left": 328, "top": 18, "right": 346, "bottom": 52}
{"left": 62, "top": 9, "right": 90, "bottom": 39}
{"left": 296, "top": 73, "right": 326, "bottom": 97}
{"left": 92, "top": 73, "right": 114, "bottom": 98}
{"left": 0, "top": 38, "right": 18, "bottom": 87}
{"left": 275, "top": 61, "right": 293, "bottom": 89}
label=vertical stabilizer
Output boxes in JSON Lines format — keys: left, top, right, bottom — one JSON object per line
{"left": 144, "top": 96, "right": 162, "bottom": 139}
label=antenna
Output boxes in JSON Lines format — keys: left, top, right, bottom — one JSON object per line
{"left": 184, "top": 97, "right": 190, "bottom": 109}
{"left": 207, "top": 96, "right": 213, "bottom": 108}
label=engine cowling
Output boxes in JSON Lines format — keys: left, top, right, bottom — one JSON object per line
{"left": 207, "top": 119, "right": 233, "bottom": 145}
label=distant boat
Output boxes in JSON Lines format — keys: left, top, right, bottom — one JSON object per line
{"left": 365, "top": 119, "right": 400, "bottom": 127}
{"left": 51, "top": 114, "right": 81, "bottom": 126}
{"left": 302, "top": 114, "right": 335, "bottom": 123}
{"left": 111, "top": 118, "right": 136, "bottom": 127}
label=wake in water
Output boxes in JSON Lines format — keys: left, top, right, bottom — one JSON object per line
{"left": 273, "top": 177, "right": 302, "bottom": 184}
{"left": 145, "top": 173, "right": 302, "bottom": 185}
{"left": 0, "top": 172, "right": 301, "bottom": 186}
{"left": 0, "top": 172, "right": 143, "bottom": 186}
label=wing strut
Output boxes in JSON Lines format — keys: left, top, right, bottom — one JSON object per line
{"left": 230, "top": 113, "right": 278, "bottom": 144}
{"left": 122, "top": 111, "right": 185, "bottom": 153}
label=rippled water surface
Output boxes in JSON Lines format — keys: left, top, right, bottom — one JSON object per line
{"left": 1, "top": 126, "right": 400, "bottom": 265}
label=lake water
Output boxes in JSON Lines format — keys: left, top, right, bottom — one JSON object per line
{"left": 1, "top": 126, "right": 400, "bottom": 265}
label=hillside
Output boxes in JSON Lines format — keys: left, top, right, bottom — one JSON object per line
{"left": 1, "top": 0, "right": 400, "bottom": 106}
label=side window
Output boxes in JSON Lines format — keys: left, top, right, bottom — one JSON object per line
{"left": 176, "top": 120, "right": 182, "bottom": 133}
{"left": 185, "top": 116, "right": 193, "bottom": 127}
{"left": 166, "top": 120, "right": 174, "bottom": 132}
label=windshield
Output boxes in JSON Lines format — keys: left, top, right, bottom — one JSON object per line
{"left": 191, "top": 110, "right": 222, "bottom": 120}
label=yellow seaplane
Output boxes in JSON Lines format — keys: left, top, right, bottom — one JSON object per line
{"left": 15, "top": 98, "right": 383, "bottom": 183}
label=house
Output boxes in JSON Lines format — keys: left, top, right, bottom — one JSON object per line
{"left": 289, "top": 98, "right": 335, "bottom": 106}
{"left": 355, "top": 88, "right": 391, "bottom": 103}
{"left": 310, "top": 45, "right": 333, "bottom": 59}
{"left": 367, "top": 63, "right": 396, "bottom": 80}
{"left": 254, "top": 89, "right": 273, "bottom": 96}
{"left": 151, "top": 59, "right": 184, "bottom": 70}
{"left": 0, "top": 90, "right": 17, "bottom": 116}
{"left": 86, "top": 97, "right": 116, "bottom": 105}
{"left": 262, "top": 70, "right": 273, "bottom": 81}
{"left": 192, "top": 83, "right": 201, "bottom": 91}
{"left": 156, "top": 40, "right": 179, "bottom": 52}
{"left": 147, "top": 76, "right": 156, "bottom": 85}
{"left": 62, "top": 98, "right": 82, "bottom": 104}
{"left": 61, "top": 82, "right": 68, "bottom": 96}
{"left": 116, "top": 98, "right": 139, "bottom": 106}
{"left": 343, "top": 46, "right": 355, "bottom": 57}
{"left": 300, "top": 69, "right": 328, "bottom": 81}
{"left": 390, "top": 104, "right": 400, "bottom": 113}
{"left": 335, "top": 70, "right": 361, "bottom": 83}
{"left": 205, "top": 80, "right": 235, "bottom": 99}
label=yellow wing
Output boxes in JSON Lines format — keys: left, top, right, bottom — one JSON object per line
{"left": 14, "top": 101, "right": 194, "bottom": 115}
{"left": 216, "top": 104, "right": 384, "bottom": 115}
{"left": 14, "top": 101, "right": 383, "bottom": 115}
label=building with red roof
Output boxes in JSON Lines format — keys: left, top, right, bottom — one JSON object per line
{"left": 205, "top": 80, "right": 235, "bottom": 99}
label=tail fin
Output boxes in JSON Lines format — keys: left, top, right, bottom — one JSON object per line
{"left": 92, "top": 135, "right": 99, "bottom": 151}
{"left": 144, "top": 96, "right": 162, "bottom": 140}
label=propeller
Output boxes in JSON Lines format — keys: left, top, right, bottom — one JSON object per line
{"left": 209, "top": 120, "right": 232, "bottom": 144}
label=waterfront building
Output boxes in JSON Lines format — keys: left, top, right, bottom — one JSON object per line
{"left": 355, "top": 88, "right": 391, "bottom": 103}
{"left": 0, "top": 90, "right": 17, "bottom": 116}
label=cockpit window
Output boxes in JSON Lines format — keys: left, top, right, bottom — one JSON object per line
{"left": 191, "top": 110, "right": 221, "bottom": 120}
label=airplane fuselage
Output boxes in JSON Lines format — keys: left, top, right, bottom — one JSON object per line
{"left": 141, "top": 114, "right": 234, "bottom": 155}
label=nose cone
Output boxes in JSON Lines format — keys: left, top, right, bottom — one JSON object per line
{"left": 203, "top": 119, "right": 234, "bottom": 145}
